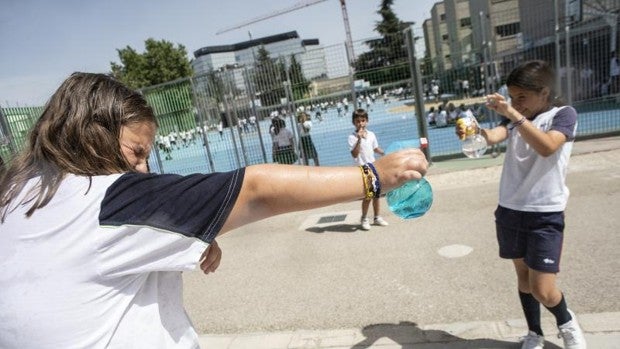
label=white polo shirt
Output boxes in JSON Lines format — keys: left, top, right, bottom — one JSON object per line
{"left": 499, "top": 106, "right": 577, "bottom": 212}
{"left": 0, "top": 169, "right": 244, "bottom": 348}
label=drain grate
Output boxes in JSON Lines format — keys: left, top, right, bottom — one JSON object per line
{"left": 317, "top": 214, "right": 347, "bottom": 224}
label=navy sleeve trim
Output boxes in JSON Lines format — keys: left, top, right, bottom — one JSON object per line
{"left": 551, "top": 106, "right": 578, "bottom": 141}
{"left": 99, "top": 168, "right": 245, "bottom": 243}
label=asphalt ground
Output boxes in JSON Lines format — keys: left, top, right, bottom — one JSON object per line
{"left": 182, "top": 136, "right": 620, "bottom": 348}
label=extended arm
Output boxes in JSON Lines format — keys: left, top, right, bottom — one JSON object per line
{"left": 220, "top": 148, "right": 428, "bottom": 233}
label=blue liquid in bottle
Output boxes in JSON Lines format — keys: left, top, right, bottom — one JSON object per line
{"left": 387, "top": 178, "right": 433, "bottom": 219}
{"left": 385, "top": 140, "right": 433, "bottom": 219}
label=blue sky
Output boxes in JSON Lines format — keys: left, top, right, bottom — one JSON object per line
{"left": 0, "top": 0, "right": 437, "bottom": 106}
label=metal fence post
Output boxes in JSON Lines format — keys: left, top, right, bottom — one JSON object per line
{"left": 565, "top": 3, "right": 573, "bottom": 105}
{"left": 480, "top": 10, "right": 500, "bottom": 157}
{"left": 555, "top": 0, "right": 562, "bottom": 96}
{"left": 405, "top": 26, "right": 431, "bottom": 162}
{"left": 188, "top": 75, "right": 215, "bottom": 172}
{"left": 345, "top": 42, "right": 358, "bottom": 111}
{"left": 243, "top": 66, "right": 268, "bottom": 163}
{"left": 221, "top": 67, "right": 243, "bottom": 169}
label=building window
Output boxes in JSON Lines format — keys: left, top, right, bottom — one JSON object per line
{"left": 442, "top": 34, "right": 449, "bottom": 41}
{"left": 495, "top": 22, "right": 520, "bottom": 37}
{"left": 460, "top": 17, "right": 471, "bottom": 27}
{"left": 440, "top": 13, "right": 446, "bottom": 21}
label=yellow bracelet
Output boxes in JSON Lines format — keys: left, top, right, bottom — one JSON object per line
{"left": 360, "top": 165, "right": 374, "bottom": 199}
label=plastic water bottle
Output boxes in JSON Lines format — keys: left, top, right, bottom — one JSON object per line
{"left": 384, "top": 140, "right": 433, "bottom": 219}
{"left": 456, "top": 114, "right": 487, "bottom": 158}
{"left": 387, "top": 178, "right": 433, "bottom": 219}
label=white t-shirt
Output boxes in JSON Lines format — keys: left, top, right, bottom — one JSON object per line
{"left": 298, "top": 120, "right": 312, "bottom": 136}
{"left": 460, "top": 108, "right": 474, "bottom": 119}
{"left": 348, "top": 129, "right": 379, "bottom": 165}
{"left": 435, "top": 110, "right": 448, "bottom": 127}
{"left": 0, "top": 170, "right": 244, "bottom": 348}
{"left": 272, "top": 127, "right": 294, "bottom": 147}
{"left": 499, "top": 106, "right": 577, "bottom": 212}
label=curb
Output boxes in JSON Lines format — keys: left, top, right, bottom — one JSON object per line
{"left": 198, "top": 312, "right": 620, "bottom": 348}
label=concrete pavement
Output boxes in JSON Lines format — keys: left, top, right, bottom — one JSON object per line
{"left": 192, "top": 136, "right": 620, "bottom": 349}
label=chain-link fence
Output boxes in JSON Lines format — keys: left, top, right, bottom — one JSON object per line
{"left": 2, "top": 5, "right": 619, "bottom": 175}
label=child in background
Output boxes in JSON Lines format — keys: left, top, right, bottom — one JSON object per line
{"left": 348, "top": 108, "right": 388, "bottom": 231}
{"left": 297, "top": 112, "right": 320, "bottom": 166}
{"left": 271, "top": 118, "right": 297, "bottom": 164}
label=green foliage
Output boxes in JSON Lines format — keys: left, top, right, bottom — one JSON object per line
{"left": 288, "top": 54, "right": 309, "bottom": 100}
{"left": 353, "top": 0, "right": 409, "bottom": 85}
{"left": 111, "top": 38, "right": 193, "bottom": 89}
{"left": 199, "top": 69, "right": 225, "bottom": 106}
{"left": 355, "top": 63, "right": 410, "bottom": 86}
{"left": 374, "top": 0, "right": 404, "bottom": 36}
{"left": 421, "top": 55, "right": 434, "bottom": 76}
{"left": 252, "top": 46, "right": 286, "bottom": 107}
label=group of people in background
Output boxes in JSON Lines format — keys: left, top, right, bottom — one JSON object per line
{"left": 269, "top": 111, "right": 320, "bottom": 166}
{"left": 558, "top": 50, "right": 620, "bottom": 100}
{"left": 426, "top": 102, "right": 483, "bottom": 128}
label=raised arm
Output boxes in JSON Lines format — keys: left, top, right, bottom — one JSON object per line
{"left": 485, "top": 93, "right": 567, "bottom": 156}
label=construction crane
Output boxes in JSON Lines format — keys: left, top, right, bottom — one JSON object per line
{"left": 216, "top": 0, "right": 355, "bottom": 62}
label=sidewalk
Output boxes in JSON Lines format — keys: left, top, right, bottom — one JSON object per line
{"left": 198, "top": 312, "right": 620, "bottom": 348}
{"left": 196, "top": 136, "right": 620, "bottom": 349}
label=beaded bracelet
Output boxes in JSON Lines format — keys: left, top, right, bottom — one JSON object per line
{"left": 366, "top": 162, "right": 381, "bottom": 197}
{"left": 509, "top": 116, "right": 526, "bottom": 130}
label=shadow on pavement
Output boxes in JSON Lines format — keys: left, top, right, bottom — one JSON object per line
{"left": 305, "top": 224, "right": 360, "bottom": 233}
{"left": 351, "top": 321, "right": 561, "bottom": 349}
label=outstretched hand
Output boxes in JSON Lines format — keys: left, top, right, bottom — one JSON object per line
{"left": 373, "top": 148, "right": 428, "bottom": 192}
{"left": 219, "top": 149, "right": 429, "bottom": 234}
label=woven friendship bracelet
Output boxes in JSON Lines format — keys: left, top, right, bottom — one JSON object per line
{"left": 509, "top": 116, "right": 526, "bottom": 130}
{"left": 360, "top": 164, "right": 379, "bottom": 199}
{"left": 366, "top": 162, "right": 381, "bottom": 197}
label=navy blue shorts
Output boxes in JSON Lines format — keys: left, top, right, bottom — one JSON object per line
{"left": 494, "top": 206, "right": 564, "bottom": 273}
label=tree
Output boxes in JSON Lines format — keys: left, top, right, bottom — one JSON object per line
{"left": 251, "top": 46, "right": 286, "bottom": 107}
{"left": 110, "top": 38, "right": 193, "bottom": 89}
{"left": 353, "top": 0, "right": 410, "bottom": 85}
{"left": 288, "top": 54, "right": 309, "bottom": 100}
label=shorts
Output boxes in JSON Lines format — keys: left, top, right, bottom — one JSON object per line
{"left": 300, "top": 136, "right": 318, "bottom": 159}
{"left": 494, "top": 205, "right": 564, "bottom": 273}
{"left": 274, "top": 145, "right": 298, "bottom": 164}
